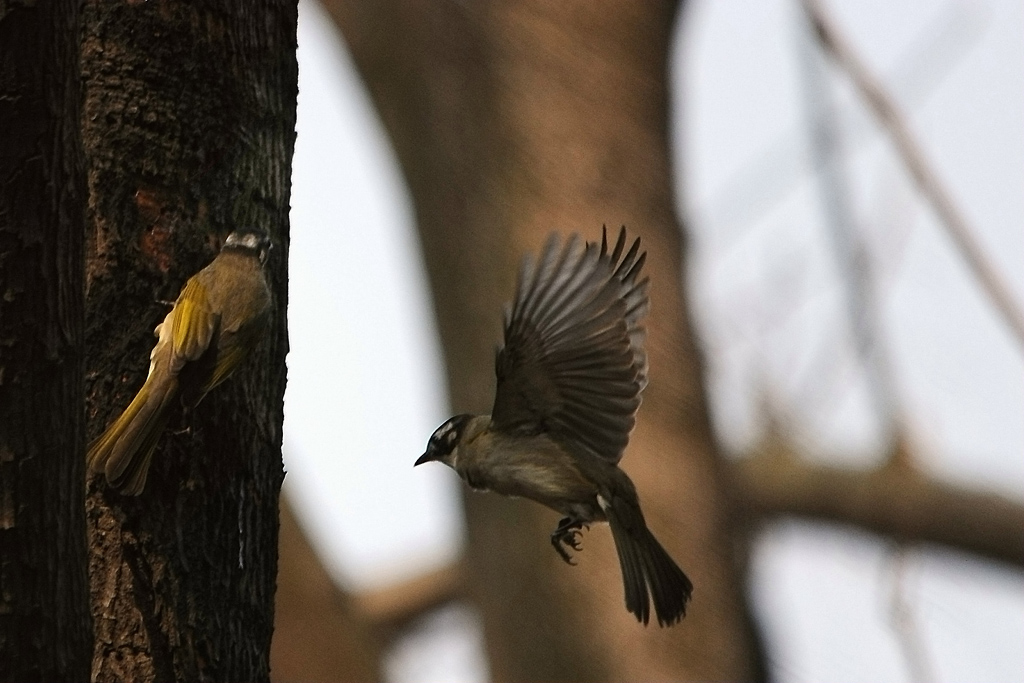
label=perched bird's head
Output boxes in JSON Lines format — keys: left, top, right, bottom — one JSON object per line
{"left": 415, "top": 414, "right": 474, "bottom": 468}
{"left": 224, "top": 226, "right": 273, "bottom": 265}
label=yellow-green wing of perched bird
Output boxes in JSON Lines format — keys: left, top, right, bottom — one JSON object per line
{"left": 87, "top": 227, "right": 273, "bottom": 496}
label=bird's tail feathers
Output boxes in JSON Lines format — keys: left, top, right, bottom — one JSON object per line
{"left": 87, "top": 366, "right": 179, "bottom": 496}
{"left": 606, "top": 496, "right": 693, "bottom": 627}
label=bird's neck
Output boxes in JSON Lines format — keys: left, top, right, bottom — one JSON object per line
{"left": 464, "top": 415, "right": 491, "bottom": 441}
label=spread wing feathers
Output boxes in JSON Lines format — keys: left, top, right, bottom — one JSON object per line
{"left": 491, "top": 226, "right": 649, "bottom": 463}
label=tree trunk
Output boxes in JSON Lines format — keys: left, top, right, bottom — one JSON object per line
{"left": 80, "top": 2, "right": 296, "bottom": 680}
{"left": 326, "top": 1, "right": 764, "bottom": 679}
{"left": 0, "top": 1, "right": 92, "bottom": 680}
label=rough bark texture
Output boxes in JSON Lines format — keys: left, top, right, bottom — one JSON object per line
{"left": 80, "top": 2, "right": 296, "bottom": 681}
{"left": 326, "top": 1, "right": 763, "bottom": 679}
{"left": 0, "top": 1, "right": 93, "bottom": 680}
{"left": 270, "top": 498, "right": 381, "bottom": 683}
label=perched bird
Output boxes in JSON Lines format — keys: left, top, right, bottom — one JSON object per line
{"left": 416, "top": 227, "right": 693, "bottom": 626}
{"left": 88, "top": 226, "right": 273, "bottom": 496}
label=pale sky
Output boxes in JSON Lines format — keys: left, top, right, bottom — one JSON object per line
{"left": 285, "top": 0, "right": 1024, "bottom": 681}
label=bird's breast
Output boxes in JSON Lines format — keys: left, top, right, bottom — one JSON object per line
{"left": 458, "top": 432, "right": 601, "bottom": 516}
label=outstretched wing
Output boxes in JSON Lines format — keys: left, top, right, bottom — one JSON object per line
{"left": 490, "top": 227, "right": 649, "bottom": 463}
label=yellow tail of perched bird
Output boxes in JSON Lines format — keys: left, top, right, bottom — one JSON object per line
{"left": 88, "top": 227, "right": 273, "bottom": 496}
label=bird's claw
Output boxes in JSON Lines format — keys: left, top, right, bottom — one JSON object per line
{"left": 552, "top": 538, "right": 576, "bottom": 565}
{"left": 550, "top": 518, "right": 586, "bottom": 565}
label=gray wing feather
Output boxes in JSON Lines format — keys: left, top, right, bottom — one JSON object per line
{"left": 491, "top": 226, "right": 649, "bottom": 463}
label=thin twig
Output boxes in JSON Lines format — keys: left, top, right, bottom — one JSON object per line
{"left": 801, "top": 0, "right": 1024, "bottom": 350}
{"left": 887, "top": 546, "right": 938, "bottom": 683}
{"left": 695, "top": 0, "right": 985, "bottom": 252}
{"left": 796, "top": 12, "right": 902, "bottom": 440}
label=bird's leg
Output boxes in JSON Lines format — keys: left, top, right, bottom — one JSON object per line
{"left": 170, "top": 405, "right": 195, "bottom": 436}
{"left": 550, "top": 517, "right": 585, "bottom": 565}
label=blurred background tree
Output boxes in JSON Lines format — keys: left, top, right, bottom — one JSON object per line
{"left": 275, "top": 0, "right": 1023, "bottom": 681}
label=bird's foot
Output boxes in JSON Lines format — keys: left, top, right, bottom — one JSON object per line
{"left": 550, "top": 517, "right": 586, "bottom": 565}
{"left": 170, "top": 407, "right": 196, "bottom": 436}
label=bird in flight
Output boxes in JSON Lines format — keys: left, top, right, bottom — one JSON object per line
{"left": 417, "top": 226, "right": 693, "bottom": 626}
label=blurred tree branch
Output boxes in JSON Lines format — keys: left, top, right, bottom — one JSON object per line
{"left": 271, "top": 498, "right": 382, "bottom": 682}
{"left": 801, "top": 0, "right": 1024, "bottom": 349}
{"left": 698, "top": 1, "right": 984, "bottom": 244}
{"left": 730, "top": 429, "right": 1024, "bottom": 569}
{"left": 887, "top": 547, "right": 937, "bottom": 683}
{"left": 354, "top": 562, "right": 466, "bottom": 639}
{"left": 797, "top": 6, "right": 903, "bottom": 443}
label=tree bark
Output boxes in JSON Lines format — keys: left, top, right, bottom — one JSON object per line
{"left": 0, "top": 1, "right": 92, "bottom": 680}
{"left": 80, "top": 2, "right": 296, "bottom": 680}
{"left": 326, "top": 1, "right": 764, "bottom": 680}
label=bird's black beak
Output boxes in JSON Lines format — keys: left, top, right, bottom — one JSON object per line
{"left": 414, "top": 451, "right": 436, "bottom": 467}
